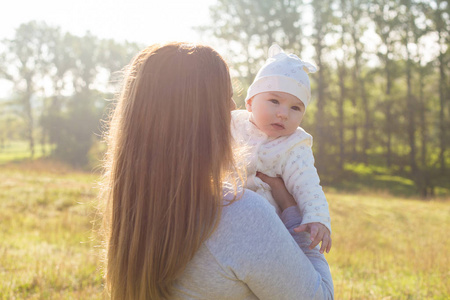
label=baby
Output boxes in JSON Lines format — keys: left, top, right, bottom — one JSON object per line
{"left": 231, "top": 44, "right": 331, "bottom": 253}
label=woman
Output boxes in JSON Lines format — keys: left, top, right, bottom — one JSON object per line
{"left": 102, "top": 42, "right": 333, "bottom": 299}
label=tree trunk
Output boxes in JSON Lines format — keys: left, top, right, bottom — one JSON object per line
{"left": 406, "top": 46, "right": 417, "bottom": 175}
{"left": 438, "top": 31, "right": 446, "bottom": 172}
{"left": 351, "top": 27, "right": 369, "bottom": 165}
{"left": 419, "top": 67, "right": 427, "bottom": 167}
{"left": 359, "top": 73, "right": 369, "bottom": 165}
{"left": 315, "top": 41, "right": 325, "bottom": 171}
{"left": 41, "top": 129, "right": 46, "bottom": 156}
{"left": 351, "top": 66, "right": 358, "bottom": 160}
{"left": 385, "top": 57, "right": 392, "bottom": 168}
{"left": 337, "top": 62, "right": 346, "bottom": 171}
{"left": 414, "top": 34, "right": 427, "bottom": 169}
{"left": 385, "top": 102, "right": 392, "bottom": 168}
{"left": 24, "top": 75, "right": 35, "bottom": 158}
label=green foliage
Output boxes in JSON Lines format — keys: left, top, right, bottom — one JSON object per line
{"left": 328, "top": 162, "right": 450, "bottom": 197}
{"left": 201, "top": 0, "right": 304, "bottom": 86}
{"left": 0, "top": 106, "right": 26, "bottom": 142}
{"left": 0, "top": 21, "right": 141, "bottom": 167}
{"left": 0, "top": 0, "right": 449, "bottom": 194}
{"left": 49, "top": 90, "right": 105, "bottom": 167}
{"left": 204, "top": 0, "right": 450, "bottom": 196}
{"left": 0, "top": 140, "right": 53, "bottom": 164}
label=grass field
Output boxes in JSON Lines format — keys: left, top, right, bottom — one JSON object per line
{"left": 0, "top": 161, "right": 449, "bottom": 299}
{"left": 0, "top": 141, "right": 54, "bottom": 164}
{"left": 0, "top": 161, "right": 103, "bottom": 299}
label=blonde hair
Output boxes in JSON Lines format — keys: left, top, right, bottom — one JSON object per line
{"left": 102, "top": 42, "right": 238, "bottom": 299}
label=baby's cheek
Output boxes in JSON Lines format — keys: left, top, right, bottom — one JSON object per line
{"left": 253, "top": 112, "right": 266, "bottom": 124}
{"left": 261, "top": 110, "right": 274, "bottom": 121}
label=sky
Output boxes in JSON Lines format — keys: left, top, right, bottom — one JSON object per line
{"left": 1, "top": 0, "right": 441, "bottom": 97}
{"left": 0, "top": 0, "right": 219, "bottom": 97}
{"left": 1, "top": 0, "right": 215, "bottom": 45}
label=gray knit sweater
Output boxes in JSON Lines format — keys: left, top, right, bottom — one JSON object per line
{"left": 172, "top": 189, "right": 334, "bottom": 299}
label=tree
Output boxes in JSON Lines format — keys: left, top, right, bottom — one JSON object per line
{"left": 371, "top": 0, "right": 402, "bottom": 168}
{"left": 349, "top": 0, "right": 371, "bottom": 164}
{"left": 399, "top": 0, "right": 419, "bottom": 176}
{"left": 49, "top": 33, "right": 104, "bottom": 166}
{"left": 99, "top": 39, "right": 142, "bottom": 91}
{"left": 310, "top": 0, "right": 335, "bottom": 172}
{"left": 1, "top": 21, "right": 54, "bottom": 158}
{"left": 201, "top": 0, "right": 305, "bottom": 105}
{"left": 334, "top": 0, "right": 353, "bottom": 170}
{"left": 0, "top": 22, "right": 142, "bottom": 166}
{"left": 49, "top": 34, "right": 140, "bottom": 166}
{"left": 40, "top": 29, "right": 77, "bottom": 155}
{"left": 428, "top": 0, "right": 449, "bottom": 171}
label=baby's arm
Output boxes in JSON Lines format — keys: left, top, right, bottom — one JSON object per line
{"left": 258, "top": 171, "right": 332, "bottom": 254}
{"left": 281, "top": 138, "right": 332, "bottom": 252}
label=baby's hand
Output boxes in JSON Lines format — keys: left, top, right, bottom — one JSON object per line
{"left": 294, "top": 222, "right": 332, "bottom": 254}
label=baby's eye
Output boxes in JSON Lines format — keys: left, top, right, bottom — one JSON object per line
{"left": 291, "top": 106, "right": 301, "bottom": 111}
{"left": 269, "top": 99, "right": 279, "bottom": 104}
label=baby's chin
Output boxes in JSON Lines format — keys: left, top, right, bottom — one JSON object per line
{"left": 265, "top": 128, "right": 297, "bottom": 138}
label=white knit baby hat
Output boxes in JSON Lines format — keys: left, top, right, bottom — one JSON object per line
{"left": 245, "top": 44, "right": 317, "bottom": 108}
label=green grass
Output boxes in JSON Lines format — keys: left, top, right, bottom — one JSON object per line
{"left": 0, "top": 141, "right": 54, "bottom": 164}
{"left": 330, "top": 162, "right": 450, "bottom": 198}
{"left": 0, "top": 161, "right": 449, "bottom": 299}
{"left": 3, "top": 140, "right": 449, "bottom": 198}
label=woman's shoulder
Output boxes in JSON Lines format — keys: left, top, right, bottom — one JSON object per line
{"left": 222, "top": 188, "right": 276, "bottom": 219}
{"left": 213, "top": 188, "right": 283, "bottom": 246}
{"left": 206, "top": 189, "right": 282, "bottom": 258}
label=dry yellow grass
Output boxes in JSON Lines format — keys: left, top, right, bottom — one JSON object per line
{"left": 0, "top": 163, "right": 103, "bottom": 299}
{"left": 0, "top": 162, "right": 449, "bottom": 299}
{"left": 326, "top": 191, "right": 450, "bottom": 299}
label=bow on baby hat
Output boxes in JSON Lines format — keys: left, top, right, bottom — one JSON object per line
{"left": 268, "top": 44, "right": 317, "bottom": 74}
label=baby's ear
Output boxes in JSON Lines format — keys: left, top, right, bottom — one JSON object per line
{"left": 246, "top": 98, "right": 253, "bottom": 112}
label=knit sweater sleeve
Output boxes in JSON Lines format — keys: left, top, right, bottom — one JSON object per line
{"left": 205, "top": 190, "right": 334, "bottom": 300}
{"left": 281, "top": 131, "right": 331, "bottom": 233}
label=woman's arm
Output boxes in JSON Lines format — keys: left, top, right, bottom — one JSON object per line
{"left": 256, "top": 171, "right": 296, "bottom": 210}
{"left": 279, "top": 205, "right": 334, "bottom": 299}
{"left": 228, "top": 194, "right": 333, "bottom": 299}
{"left": 239, "top": 173, "right": 333, "bottom": 299}
{"left": 209, "top": 187, "right": 334, "bottom": 299}
{"left": 258, "top": 170, "right": 332, "bottom": 253}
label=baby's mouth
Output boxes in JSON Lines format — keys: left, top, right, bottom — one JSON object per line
{"left": 271, "top": 123, "right": 285, "bottom": 130}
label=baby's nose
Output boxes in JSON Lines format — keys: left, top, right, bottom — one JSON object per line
{"left": 277, "top": 108, "right": 288, "bottom": 119}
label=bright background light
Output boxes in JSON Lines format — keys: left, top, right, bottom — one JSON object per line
{"left": 1, "top": 0, "right": 215, "bottom": 44}
{"left": 1, "top": 0, "right": 219, "bottom": 97}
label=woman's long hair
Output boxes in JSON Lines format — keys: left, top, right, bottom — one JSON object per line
{"left": 102, "top": 42, "right": 237, "bottom": 299}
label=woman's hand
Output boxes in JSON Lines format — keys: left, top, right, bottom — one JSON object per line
{"left": 256, "top": 172, "right": 296, "bottom": 211}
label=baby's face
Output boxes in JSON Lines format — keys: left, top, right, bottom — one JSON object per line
{"left": 246, "top": 91, "right": 305, "bottom": 138}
